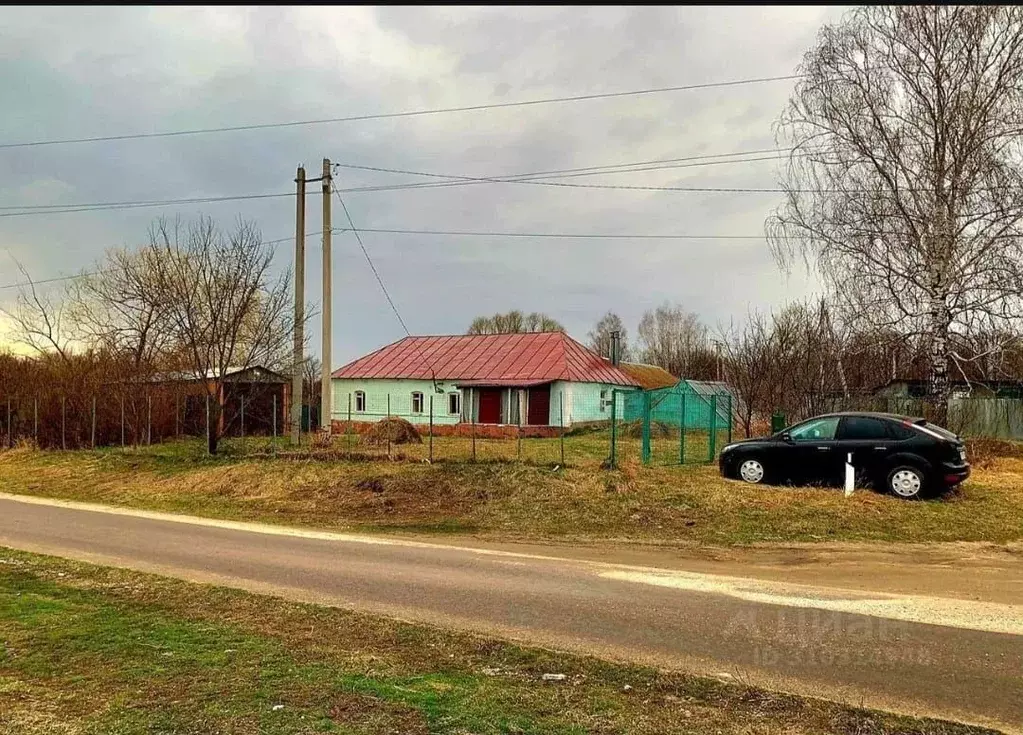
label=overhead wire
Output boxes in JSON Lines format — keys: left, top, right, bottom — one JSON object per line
{"left": 0, "top": 74, "right": 801, "bottom": 150}
{"left": 330, "top": 178, "right": 441, "bottom": 383}
{"left": 0, "top": 148, "right": 799, "bottom": 219}
{"left": 0, "top": 231, "right": 316, "bottom": 292}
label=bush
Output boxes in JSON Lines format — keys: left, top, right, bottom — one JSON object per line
{"left": 364, "top": 417, "right": 423, "bottom": 446}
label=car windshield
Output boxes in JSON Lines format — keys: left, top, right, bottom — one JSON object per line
{"left": 787, "top": 416, "right": 839, "bottom": 442}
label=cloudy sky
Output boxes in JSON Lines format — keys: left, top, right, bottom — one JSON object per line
{"left": 0, "top": 6, "right": 844, "bottom": 365}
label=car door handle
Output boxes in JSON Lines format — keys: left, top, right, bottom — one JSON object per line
{"left": 873, "top": 446, "right": 888, "bottom": 451}
{"left": 816, "top": 446, "right": 830, "bottom": 451}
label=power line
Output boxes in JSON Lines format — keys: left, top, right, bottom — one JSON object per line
{"left": 0, "top": 149, "right": 799, "bottom": 219}
{"left": 335, "top": 152, "right": 797, "bottom": 194}
{"left": 333, "top": 226, "right": 781, "bottom": 240}
{"left": 335, "top": 147, "right": 790, "bottom": 182}
{"left": 0, "top": 192, "right": 293, "bottom": 218}
{"left": 331, "top": 179, "right": 441, "bottom": 382}
{"left": 330, "top": 182, "right": 414, "bottom": 337}
{"left": 0, "top": 271, "right": 103, "bottom": 292}
{"left": 0, "top": 74, "right": 801, "bottom": 150}
{"left": 0, "top": 231, "right": 313, "bottom": 292}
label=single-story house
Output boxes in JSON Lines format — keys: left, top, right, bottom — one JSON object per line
{"left": 148, "top": 365, "right": 289, "bottom": 437}
{"left": 330, "top": 332, "right": 640, "bottom": 436}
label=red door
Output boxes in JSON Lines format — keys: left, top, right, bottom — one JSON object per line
{"left": 477, "top": 388, "right": 502, "bottom": 424}
{"left": 527, "top": 385, "right": 551, "bottom": 425}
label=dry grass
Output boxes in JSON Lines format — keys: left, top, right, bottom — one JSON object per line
{"left": 0, "top": 549, "right": 998, "bottom": 735}
{"left": 1, "top": 439, "right": 1022, "bottom": 545}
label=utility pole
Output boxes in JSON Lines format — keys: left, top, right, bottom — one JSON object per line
{"left": 321, "top": 158, "right": 333, "bottom": 434}
{"left": 291, "top": 165, "right": 306, "bottom": 445}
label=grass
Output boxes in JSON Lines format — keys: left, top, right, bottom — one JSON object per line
{"left": 0, "top": 548, "right": 999, "bottom": 734}
{"left": 1, "top": 437, "right": 1022, "bottom": 546}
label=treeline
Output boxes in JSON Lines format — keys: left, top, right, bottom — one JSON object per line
{"left": 587, "top": 301, "right": 1023, "bottom": 436}
{"left": 1, "top": 216, "right": 295, "bottom": 454}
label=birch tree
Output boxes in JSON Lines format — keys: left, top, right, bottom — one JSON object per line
{"left": 768, "top": 6, "right": 1023, "bottom": 417}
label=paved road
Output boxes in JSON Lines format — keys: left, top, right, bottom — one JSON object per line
{"left": 0, "top": 494, "right": 1020, "bottom": 732}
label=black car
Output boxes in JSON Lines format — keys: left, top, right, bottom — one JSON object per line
{"left": 718, "top": 412, "right": 970, "bottom": 499}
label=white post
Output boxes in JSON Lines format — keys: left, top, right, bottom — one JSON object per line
{"left": 844, "top": 452, "right": 855, "bottom": 497}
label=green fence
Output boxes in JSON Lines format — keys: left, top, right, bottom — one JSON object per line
{"left": 609, "top": 384, "right": 733, "bottom": 468}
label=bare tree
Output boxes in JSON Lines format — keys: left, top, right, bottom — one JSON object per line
{"left": 68, "top": 247, "right": 170, "bottom": 370}
{"left": 467, "top": 310, "right": 564, "bottom": 335}
{"left": 719, "top": 312, "right": 777, "bottom": 436}
{"left": 2, "top": 261, "right": 75, "bottom": 360}
{"left": 636, "top": 303, "right": 715, "bottom": 379}
{"left": 768, "top": 6, "right": 1023, "bottom": 419}
{"left": 149, "top": 216, "right": 293, "bottom": 454}
{"left": 587, "top": 311, "right": 632, "bottom": 362}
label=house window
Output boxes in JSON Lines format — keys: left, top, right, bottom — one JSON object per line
{"left": 600, "top": 388, "right": 609, "bottom": 412}
{"left": 448, "top": 392, "right": 461, "bottom": 416}
{"left": 354, "top": 391, "right": 366, "bottom": 413}
{"left": 411, "top": 391, "right": 424, "bottom": 414}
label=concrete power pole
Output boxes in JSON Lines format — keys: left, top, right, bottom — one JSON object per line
{"left": 320, "top": 158, "right": 333, "bottom": 433}
{"left": 291, "top": 165, "right": 307, "bottom": 445}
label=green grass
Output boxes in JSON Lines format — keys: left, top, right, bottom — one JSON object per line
{"left": 1, "top": 438, "right": 1022, "bottom": 546}
{"left": 0, "top": 549, "right": 998, "bottom": 734}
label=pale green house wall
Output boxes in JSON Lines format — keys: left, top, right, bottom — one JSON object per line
{"left": 551, "top": 381, "right": 633, "bottom": 426}
{"left": 332, "top": 378, "right": 463, "bottom": 425}
{"left": 332, "top": 377, "right": 636, "bottom": 427}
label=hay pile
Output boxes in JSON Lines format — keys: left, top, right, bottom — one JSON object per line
{"left": 364, "top": 417, "right": 423, "bottom": 445}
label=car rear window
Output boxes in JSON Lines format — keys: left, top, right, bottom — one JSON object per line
{"left": 887, "top": 421, "right": 916, "bottom": 440}
{"left": 838, "top": 416, "right": 889, "bottom": 440}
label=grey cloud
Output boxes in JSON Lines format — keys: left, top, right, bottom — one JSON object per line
{"left": 0, "top": 6, "right": 834, "bottom": 364}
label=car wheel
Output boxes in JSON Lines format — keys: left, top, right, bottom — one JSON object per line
{"left": 887, "top": 465, "right": 926, "bottom": 499}
{"left": 738, "top": 458, "right": 766, "bottom": 484}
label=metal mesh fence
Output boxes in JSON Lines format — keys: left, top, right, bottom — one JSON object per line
{"left": 608, "top": 384, "right": 734, "bottom": 468}
{"left": 3, "top": 383, "right": 736, "bottom": 468}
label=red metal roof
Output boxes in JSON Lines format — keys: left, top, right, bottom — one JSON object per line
{"left": 332, "top": 332, "right": 639, "bottom": 387}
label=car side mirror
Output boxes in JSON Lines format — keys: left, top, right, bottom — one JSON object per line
{"left": 780, "top": 432, "right": 792, "bottom": 443}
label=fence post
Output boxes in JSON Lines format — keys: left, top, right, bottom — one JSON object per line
{"left": 641, "top": 391, "right": 651, "bottom": 465}
{"left": 33, "top": 396, "right": 38, "bottom": 444}
{"left": 471, "top": 399, "right": 477, "bottom": 462}
{"left": 679, "top": 390, "right": 686, "bottom": 465}
{"left": 120, "top": 395, "right": 125, "bottom": 448}
{"left": 61, "top": 396, "right": 66, "bottom": 451}
{"left": 726, "top": 394, "right": 733, "bottom": 446}
{"left": 559, "top": 391, "right": 565, "bottom": 467}
{"left": 272, "top": 394, "right": 277, "bottom": 457}
{"left": 175, "top": 393, "right": 180, "bottom": 438}
{"left": 347, "top": 392, "right": 353, "bottom": 460}
{"left": 708, "top": 394, "right": 718, "bottom": 462}
{"left": 240, "top": 395, "right": 246, "bottom": 441}
{"left": 147, "top": 394, "right": 152, "bottom": 446}
{"left": 428, "top": 394, "right": 434, "bottom": 463}
{"left": 205, "top": 393, "right": 211, "bottom": 456}
{"left": 516, "top": 392, "right": 522, "bottom": 461}
{"left": 5, "top": 398, "right": 10, "bottom": 449}
{"left": 91, "top": 396, "right": 97, "bottom": 449}
{"left": 609, "top": 388, "right": 618, "bottom": 469}
{"left": 386, "top": 393, "right": 391, "bottom": 458}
